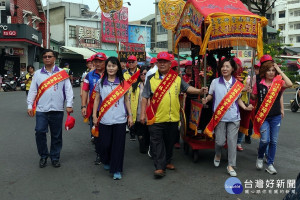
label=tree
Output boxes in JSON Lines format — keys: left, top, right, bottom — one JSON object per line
{"left": 240, "top": 0, "right": 277, "bottom": 42}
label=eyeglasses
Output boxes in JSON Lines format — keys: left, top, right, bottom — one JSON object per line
{"left": 141, "top": 73, "right": 146, "bottom": 75}
{"left": 43, "top": 55, "right": 54, "bottom": 59}
{"left": 128, "top": 61, "right": 135, "bottom": 64}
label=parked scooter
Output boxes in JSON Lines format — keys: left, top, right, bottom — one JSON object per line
{"left": 72, "top": 77, "right": 80, "bottom": 87}
{"left": 16, "top": 76, "right": 26, "bottom": 91}
{"left": 1, "top": 74, "right": 17, "bottom": 92}
{"left": 290, "top": 81, "right": 300, "bottom": 112}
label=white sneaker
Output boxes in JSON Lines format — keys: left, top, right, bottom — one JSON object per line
{"left": 256, "top": 158, "right": 263, "bottom": 170}
{"left": 266, "top": 164, "right": 277, "bottom": 175}
{"left": 227, "top": 166, "right": 237, "bottom": 177}
{"left": 213, "top": 155, "right": 220, "bottom": 167}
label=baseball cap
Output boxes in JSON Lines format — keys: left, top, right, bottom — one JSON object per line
{"left": 260, "top": 54, "right": 273, "bottom": 64}
{"left": 169, "top": 54, "right": 175, "bottom": 61}
{"left": 93, "top": 52, "right": 107, "bottom": 61}
{"left": 171, "top": 60, "right": 178, "bottom": 68}
{"left": 254, "top": 61, "right": 261, "bottom": 68}
{"left": 233, "top": 57, "right": 242, "bottom": 67}
{"left": 64, "top": 63, "right": 69, "bottom": 66}
{"left": 86, "top": 57, "right": 93, "bottom": 63}
{"left": 150, "top": 57, "right": 157, "bottom": 64}
{"left": 157, "top": 52, "right": 171, "bottom": 61}
{"left": 65, "top": 113, "right": 75, "bottom": 131}
{"left": 127, "top": 55, "right": 137, "bottom": 61}
{"left": 185, "top": 61, "right": 193, "bottom": 67}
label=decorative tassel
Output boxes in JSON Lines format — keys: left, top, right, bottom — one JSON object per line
{"left": 83, "top": 117, "right": 89, "bottom": 123}
{"left": 204, "top": 127, "right": 213, "bottom": 138}
{"left": 239, "top": 126, "right": 249, "bottom": 136}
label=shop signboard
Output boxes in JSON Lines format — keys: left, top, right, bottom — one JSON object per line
{"left": 128, "top": 25, "right": 151, "bottom": 48}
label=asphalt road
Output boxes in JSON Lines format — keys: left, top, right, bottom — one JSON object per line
{"left": 0, "top": 88, "right": 299, "bottom": 200}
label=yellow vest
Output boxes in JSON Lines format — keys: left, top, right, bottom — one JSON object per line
{"left": 149, "top": 70, "right": 181, "bottom": 123}
{"left": 25, "top": 73, "right": 33, "bottom": 90}
{"left": 131, "top": 82, "right": 140, "bottom": 123}
{"left": 123, "top": 68, "right": 140, "bottom": 97}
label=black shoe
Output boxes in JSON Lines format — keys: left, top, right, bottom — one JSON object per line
{"left": 94, "top": 154, "right": 101, "bottom": 165}
{"left": 245, "top": 136, "right": 251, "bottom": 144}
{"left": 39, "top": 158, "right": 47, "bottom": 168}
{"left": 130, "top": 135, "right": 136, "bottom": 141}
{"left": 52, "top": 160, "right": 61, "bottom": 168}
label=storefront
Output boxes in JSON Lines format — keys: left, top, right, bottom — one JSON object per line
{"left": 0, "top": 24, "right": 43, "bottom": 78}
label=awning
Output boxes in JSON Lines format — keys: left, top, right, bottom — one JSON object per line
{"left": 92, "top": 49, "right": 118, "bottom": 57}
{"left": 61, "top": 46, "right": 96, "bottom": 59}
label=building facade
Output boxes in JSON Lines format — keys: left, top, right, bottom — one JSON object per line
{"left": 272, "top": 0, "right": 300, "bottom": 47}
{"left": 0, "top": 0, "right": 46, "bottom": 77}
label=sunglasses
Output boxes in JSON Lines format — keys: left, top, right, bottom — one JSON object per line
{"left": 141, "top": 73, "right": 146, "bottom": 75}
{"left": 43, "top": 55, "right": 54, "bottom": 59}
{"left": 128, "top": 61, "right": 135, "bottom": 64}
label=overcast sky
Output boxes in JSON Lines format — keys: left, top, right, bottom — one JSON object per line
{"left": 42, "top": 0, "right": 156, "bottom": 22}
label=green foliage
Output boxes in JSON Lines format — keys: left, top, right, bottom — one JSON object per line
{"left": 287, "top": 74, "right": 300, "bottom": 83}
{"left": 263, "top": 30, "right": 292, "bottom": 65}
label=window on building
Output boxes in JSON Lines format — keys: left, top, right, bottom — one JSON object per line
{"left": 280, "top": 37, "right": 285, "bottom": 43}
{"left": 0, "top": 1, "right": 5, "bottom": 6}
{"left": 156, "top": 41, "right": 168, "bottom": 48}
{"left": 266, "top": 14, "right": 271, "bottom": 19}
{"left": 290, "top": 25, "right": 294, "bottom": 29}
{"left": 0, "top": 10, "right": 7, "bottom": 23}
{"left": 279, "top": 24, "right": 285, "bottom": 30}
{"left": 295, "top": 10, "right": 300, "bottom": 16}
{"left": 297, "top": 36, "right": 300, "bottom": 43}
{"left": 279, "top": 11, "right": 285, "bottom": 18}
{"left": 157, "top": 22, "right": 167, "bottom": 35}
{"left": 271, "top": 13, "right": 275, "bottom": 20}
{"left": 290, "top": 37, "right": 294, "bottom": 42}
{"left": 295, "top": 24, "right": 300, "bottom": 29}
{"left": 69, "top": 26, "right": 76, "bottom": 38}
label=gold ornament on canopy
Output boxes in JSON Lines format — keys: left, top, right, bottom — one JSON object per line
{"left": 98, "top": 0, "right": 123, "bottom": 13}
{"left": 158, "top": 0, "right": 186, "bottom": 30}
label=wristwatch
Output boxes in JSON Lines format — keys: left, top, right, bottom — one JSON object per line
{"left": 81, "top": 105, "right": 87, "bottom": 109}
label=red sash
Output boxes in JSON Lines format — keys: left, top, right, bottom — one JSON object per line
{"left": 32, "top": 70, "right": 69, "bottom": 115}
{"left": 84, "top": 85, "right": 97, "bottom": 122}
{"left": 146, "top": 69, "right": 178, "bottom": 125}
{"left": 204, "top": 80, "right": 244, "bottom": 138}
{"left": 93, "top": 71, "right": 140, "bottom": 136}
{"left": 253, "top": 75, "right": 284, "bottom": 138}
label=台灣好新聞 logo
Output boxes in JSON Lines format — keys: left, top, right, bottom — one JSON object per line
{"left": 225, "top": 177, "right": 243, "bottom": 194}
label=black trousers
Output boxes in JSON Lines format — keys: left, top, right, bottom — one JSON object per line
{"left": 98, "top": 123, "right": 126, "bottom": 173}
{"left": 148, "top": 122, "right": 178, "bottom": 170}
{"left": 135, "top": 121, "right": 150, "bottom": 153}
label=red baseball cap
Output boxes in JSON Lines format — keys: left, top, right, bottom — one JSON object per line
{"left": 150, "top": 57, "right": 157, "bottom": 64}
{"left": 233, "top": 57, "right": 242, "bottom": 67}
{"left": 254, "top": 61, "right": 261, "bottom": 68}
{"left": 260, "top": 54, "right": 273, "bottom": 64}
{"left": 157, "top": 52, "right": 171, "bottom": 61}
{"left": 93, "top": 52, "right": 107, "bottom": 61}
{"left": 171, "top": 60, "right": 178, "bottom": 68}
{"left": 169, "top": 54, "right": 175, "bottom": 61}
{"left": 185, "top": 61, "right": 193, "bottom": 67}
{"left": 127, "top": 55, "right": 137, "bottom": 61}
{"left": 65, "top": 113, "right": 75, "bottom": 131}
{"left": 86, "top": 57, "right": 93, "bottom": 63}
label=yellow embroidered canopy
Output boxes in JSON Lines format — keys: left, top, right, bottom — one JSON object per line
{"left": 98, "top": 0, "right": 123, "bottom": 13}
{"left": 174, "top": 0, "right": 268, "bottom": 58}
